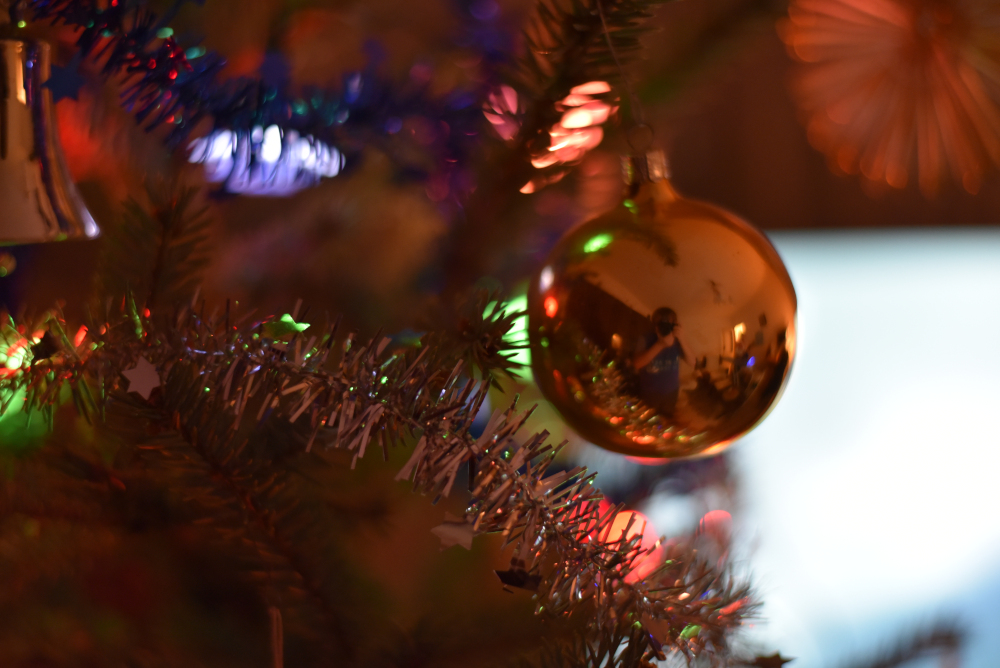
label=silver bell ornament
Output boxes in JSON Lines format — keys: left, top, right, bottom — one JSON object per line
{"left": 528, "top": 150, "right": 796, "bottom": 459}
{"left": 0, "top": 38, "right": 99, "bottom": 245}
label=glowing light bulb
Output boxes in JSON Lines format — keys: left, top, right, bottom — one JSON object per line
{"left": 583, "top": 233, "right": 613, "bottom": 253}
{"left": 605, "top": 510, "right": 664, "bottom": 583}
{"left": 189, "top": 127, "right": 344, "bottom": 196}
{"left": 260, "top": 125, "right": 282, "bottom": 163}
{"left": 571, "top": 81, "right": 612, "bottom": 95}
{"left": 539, "top": 266, "right": 554, "bottom": 292}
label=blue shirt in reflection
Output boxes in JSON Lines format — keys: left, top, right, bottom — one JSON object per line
{"left": 636, "top": 333, "right": 684, "bottom": 395}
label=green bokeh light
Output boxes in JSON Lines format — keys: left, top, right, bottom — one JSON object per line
{"left": 280, "top": 313, "right": 310, "bottom": 333}
{"left": 583, "top": 233, "right": 613, "bottom": 254}
{"left": 680, "top": 624, "right": 702, "bottom": 639}
{"left": 0, "top": 388, "right": 48, "bottom": 453}
{"left": 4, "top": 348, "right": 27, "bottom": 369}
{"left": 485, "top": 293, "right": 531, "bottom": 380}
{"left": 263, "top": 313, "right": 310, "bottom": 339}
{"left": 0, "top": 339, "right": 30, "bottom": 370}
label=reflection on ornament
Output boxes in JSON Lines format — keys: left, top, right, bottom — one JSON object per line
{"left": 188, "top": 126, "right": 345, "bottom": 196}
{"left": 529, "top": 151, "right": 796, "bottom": 459}
{"left": 779, "top": 0, "right": 1000, "bottom": 194}
{"left": 0, "top": 40, "right": 100, "bottom": 245}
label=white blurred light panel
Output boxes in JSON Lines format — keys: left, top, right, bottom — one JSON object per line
{"left": 726, "top": 229, "right": 1000, "bottom": 667}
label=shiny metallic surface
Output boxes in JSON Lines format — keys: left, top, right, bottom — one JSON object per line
{"left": 0, "top": 39, "right": 99, "bottom": 245}
{"left": 528, "top": 174, "right": 797, "bottom": 459}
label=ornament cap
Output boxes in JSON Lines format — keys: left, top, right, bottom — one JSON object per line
{"left": 622, "top": 149, "right": 670, "bottom": 185}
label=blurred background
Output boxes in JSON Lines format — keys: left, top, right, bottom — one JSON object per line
{"left": 726, "top": 229, "right": 1000, "bottom": 667}
{"left": 1, "top": 0, "right": 999, "bottom": 665}
{"left": 8, "top": 0, "right": 1000, "bottom": 323}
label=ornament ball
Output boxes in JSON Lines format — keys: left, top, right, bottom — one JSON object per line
{"left": 528, "top": 152, "right": 797, "bottom": 459}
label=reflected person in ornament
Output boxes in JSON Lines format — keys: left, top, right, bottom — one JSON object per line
{"left": 633, "top": 308, "right": 692, "bottom": 417}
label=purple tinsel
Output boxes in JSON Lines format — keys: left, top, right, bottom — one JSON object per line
{"left": 25, "top": 0, "right": 505, "bottom": 196}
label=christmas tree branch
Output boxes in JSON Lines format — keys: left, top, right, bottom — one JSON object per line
{"left": 1, "top": 473, "right": 112, "bottom": 527}
{"left": 837, "top": 622, "right": 964, "bottom": 668}
{"left": 0, "top": 192, "right": 752, "bottom": 666}
{"left": 515, "top": 0, "right": 670, "bottom": 138}
{"left": 85, "top": 186, "right": 212, "bottom": 336}
{"left": 0, "top": 287, "right": 753, "bottom": 665}
{"left": 445, "top": 0, "right": 670, "bottom": 293}
{"left": 126, "top": 402, "right": 359, "bottom": 656}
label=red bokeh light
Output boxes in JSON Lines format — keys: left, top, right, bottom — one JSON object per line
{"left": 74, "top": 326, "right": 88, "bottom": 348}
{"left": 698, "top": 509, "right": 732, "bottom": 551}
{"left": 606, "top": 510, "right": 664, "bottom": 583}
{"left": 625, "top": 456, "right": 671, "bottom": 466}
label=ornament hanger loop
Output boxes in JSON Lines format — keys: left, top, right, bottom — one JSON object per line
{"left": 596, "top": 0, "right": 647, "bottom": 130}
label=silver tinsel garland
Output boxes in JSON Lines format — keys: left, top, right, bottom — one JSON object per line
{"left": 0, "top": 290, "right": 753, "bottom": 667}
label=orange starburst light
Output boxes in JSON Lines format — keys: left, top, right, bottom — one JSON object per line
{"left": 780, "top": 0, "right": 1000, "bottom": 194}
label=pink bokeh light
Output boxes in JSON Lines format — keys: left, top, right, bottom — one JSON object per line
{"left": 483, "top": 81, "right": 617, "bottom": 193}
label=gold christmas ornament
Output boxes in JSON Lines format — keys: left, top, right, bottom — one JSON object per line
{"left": 528, "top": 151, "right": 796, "bottom": 459}
{"left": 0, "top": 39, "right": 99, "bottom": 245}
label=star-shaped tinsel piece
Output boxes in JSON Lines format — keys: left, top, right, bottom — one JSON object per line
{"left": 431, "top": 512, "right": 475, "bottom": 550}
{"left": 43, "top": 54, "right": 86, "bottom": 103}
{"left": 122, "top": 357, "right": 161, "bottom": 400}
{"left": 749, "top": 652, "right": 794, "bottom": 668}
{"left": 262, "top": 313, "right": 310, "bottom": 339}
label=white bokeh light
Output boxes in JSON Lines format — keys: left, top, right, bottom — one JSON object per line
{"left": 188, "top": 126, "right": 345, "bottom": 196}
{"left": 260, "top": 125, "right": 283, "bottom": 163}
